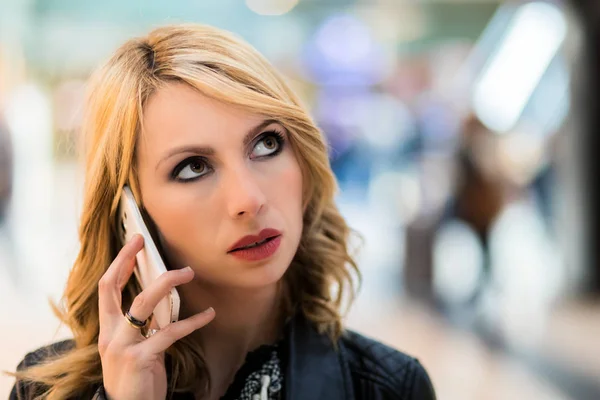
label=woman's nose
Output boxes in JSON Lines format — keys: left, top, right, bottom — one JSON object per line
{"left": 224, "top": 167, "right": 267, "bottom": 219}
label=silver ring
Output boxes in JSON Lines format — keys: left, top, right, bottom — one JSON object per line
{"left": 144, "top": 328, "right": 159, "bottom": 338}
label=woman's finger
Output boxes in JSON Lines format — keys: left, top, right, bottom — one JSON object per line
{"left": 116, "top": 267, "right": 195, "bottom": 340}
{"left": 117, "top": 247, "right": 139, "bottom": 292}
{"left": 139, "top": 308, "right": 216, "bottom": 354}
{"left": 98, "top": 235, "right": 144, "bottom": 327}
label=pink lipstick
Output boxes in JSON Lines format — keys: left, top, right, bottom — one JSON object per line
{"left": 227, "top": 228, "right": 282, "bottom": 262}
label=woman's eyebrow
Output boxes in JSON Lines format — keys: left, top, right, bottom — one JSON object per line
{"left": 155, "top": 119, "right": 280, "bottom": 171}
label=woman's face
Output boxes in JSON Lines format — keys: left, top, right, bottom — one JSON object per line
{"left": 135, "top": 82, "right": 304, "bottom": 289}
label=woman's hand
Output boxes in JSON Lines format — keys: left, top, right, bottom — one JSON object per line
{"left": 97, "top": 234, "right": 215, "bottom": 400}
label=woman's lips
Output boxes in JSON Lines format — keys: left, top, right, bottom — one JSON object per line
{"left": 227, "top": 235, "right": 282, "bottom": 262}
{"left": 227, "top": 228, "right": 282, "bottom": 252}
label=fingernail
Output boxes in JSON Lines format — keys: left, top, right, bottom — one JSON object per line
{"left": 184, "top": 266, "right": 193, "bottom": 273}
{"left": 204, "top": 307, "right": 214, "bottom": 314}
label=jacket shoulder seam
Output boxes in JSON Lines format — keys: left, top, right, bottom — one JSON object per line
{"left": 349, "top": 367, "right": 411, "bottom": 399}
{"left": 348, "top": 356, "right": 413, "bottom": 388}
{"left": 344, "top": 333, "right": 414, "bottom": 377}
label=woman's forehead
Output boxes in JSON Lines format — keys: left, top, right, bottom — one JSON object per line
{"left": 141, "top": 83, "right": 264, "bottom": 144}
{"left": 136, "top": 82, "right": 282, "bottom": 167}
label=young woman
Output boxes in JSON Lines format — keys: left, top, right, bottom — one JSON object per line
{"left": 9, "top": 24, "right": 435, "bottom": 400}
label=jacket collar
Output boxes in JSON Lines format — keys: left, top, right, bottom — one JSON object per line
{"left": 284, "top": 313, "right": 354, "bottom": 400}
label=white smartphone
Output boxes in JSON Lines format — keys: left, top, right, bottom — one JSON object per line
{"left": 118, "top": 185, "right": 180, "bottom": 329}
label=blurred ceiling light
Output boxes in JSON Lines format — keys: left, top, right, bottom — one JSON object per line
{"left": 246, "top": 0, "right": 299, "bottom": 16}
{"left": 527, "top": 59, "right": 570, "bottom": 134}
{"left": 316, "top": 15, "right": 372, "bottom": 67}
{"left": 455, "top": 4, "right": 514, "bottom": 85}
{"left": 472, "top": 2, "right": 566, "bottom": 133}
{"left": 353, "top": 93, "right": 415, "bottom": 150}
{"left": 305, "top": 14, "right": 385, "bottom": 85}
{"left": 452, "top": 4, "right": 515, "bottom": 112}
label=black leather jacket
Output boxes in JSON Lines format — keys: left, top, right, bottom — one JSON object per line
{"left": 10, "top": 314, "right": 436, "bottom": 400}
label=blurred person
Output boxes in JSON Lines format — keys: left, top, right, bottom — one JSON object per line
{"left": 404, "top": 113, "right": 509, "bottom": 306}
{"left": 6, "top": 25, "right": 435, "bottom": 400}
{"left": 452, "top": 114, "right": 507, "bottom": 304}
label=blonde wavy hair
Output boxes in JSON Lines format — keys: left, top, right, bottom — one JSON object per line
{"left": 9, "top": 24, "right": 360, "bottom": 399}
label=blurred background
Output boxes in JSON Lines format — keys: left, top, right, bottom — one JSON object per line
{"left": 1, "top": 0, "right": 599, "bottom": 398}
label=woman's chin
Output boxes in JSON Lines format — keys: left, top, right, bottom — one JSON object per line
{"left": 193, "top": 259, "right": 288, "bottom": 290}
{"left": 229, "top": 260, "right": 288, "bottom": 288}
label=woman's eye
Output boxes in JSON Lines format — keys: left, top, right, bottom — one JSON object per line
{"left": 252, "top": 134, "right": 281, "bottom": 158}
{"left": 175, "top": 159, "right": 210, "bottom": 181}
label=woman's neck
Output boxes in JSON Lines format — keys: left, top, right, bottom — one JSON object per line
{"left": 177, "top": 279, "right": 284, "bottom": 398}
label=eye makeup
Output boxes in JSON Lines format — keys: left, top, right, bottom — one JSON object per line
{"left": 169, "top": 129, "right": 287, "bottom": 183}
